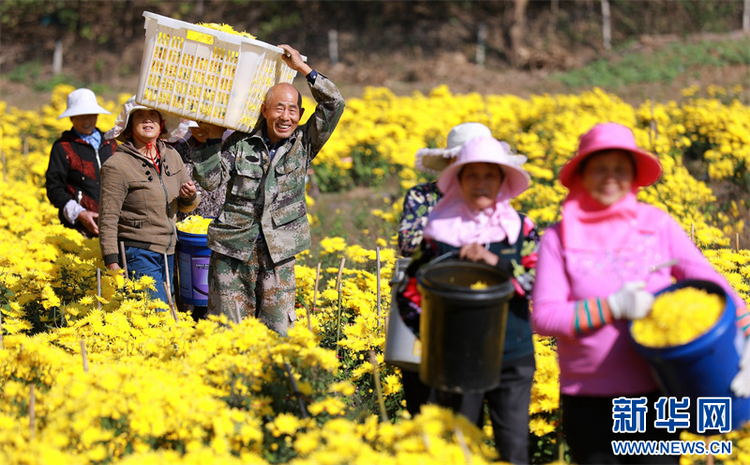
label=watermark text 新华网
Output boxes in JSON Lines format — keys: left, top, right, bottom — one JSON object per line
{"left": 611, "top": 396, "right": 734, "bottom": 456}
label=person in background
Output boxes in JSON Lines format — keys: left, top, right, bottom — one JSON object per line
{"left": 400, "top": 136, "right": 539, "bottom": 464}
{"left": 395, "top": 122, "right": 492, "bottom": 417}
{"left": 99, "top": 97, "right": 201, "bottom": 305}
{"left": 531, "top": 122, "right": 750, "bottom": 464}
{"left": 170, "top": 121, "right": 229, "bottom": 321}
{"left": 172, "top": 121, "right": 228, "bottom": 222}
{"left": 192, "top": 44, "right": 345, "bottom": 336}
{"left": 46, "top": 88, "right": 117, "bottom": 237}
{"left": 398, "top": 122, "right": 493, "bottom": 256}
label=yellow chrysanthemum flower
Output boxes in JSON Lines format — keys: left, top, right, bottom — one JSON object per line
{"left": 631, "top": 287, "right": 724, "bottom": 347}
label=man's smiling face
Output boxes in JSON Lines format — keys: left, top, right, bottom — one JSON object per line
{"left": 261, "top": 83, "right": 304, "bottom": 144}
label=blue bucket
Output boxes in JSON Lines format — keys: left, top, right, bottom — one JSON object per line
{"left": 176, "top": 229, "right": 211, "bottom": 306}
{"left": 630, "top": 279, "right": 750, "bottom": 433}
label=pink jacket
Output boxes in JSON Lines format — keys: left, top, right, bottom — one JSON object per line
{"left": 532, "top": 203, "right": 745, "bottom": 396}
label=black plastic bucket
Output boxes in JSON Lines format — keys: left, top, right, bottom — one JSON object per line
{"left": 417, "top": 257, "right": 514, "bottom": 393}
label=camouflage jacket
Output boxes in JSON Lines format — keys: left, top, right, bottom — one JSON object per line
{"left": 192, "top": 74, "right": 345, "bottom": 264}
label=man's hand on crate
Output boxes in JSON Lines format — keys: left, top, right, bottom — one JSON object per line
{"left": 278, "top": 45, "right": 312, "bottom": 76}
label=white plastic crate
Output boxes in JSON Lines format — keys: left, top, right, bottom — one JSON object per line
{"left": 136, "top": 12, "right": 304, "bottom": 132}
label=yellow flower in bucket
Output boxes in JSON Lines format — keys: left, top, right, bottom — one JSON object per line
{"left": 631, "top": 287, "right": 724, "bottom": 348}
{"left": 176, "top": 216, "right": 213, "bottom": 235}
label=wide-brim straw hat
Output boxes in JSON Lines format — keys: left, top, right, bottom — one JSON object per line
{"left": 57, "top": 88, "right": 111, "bottom": 119}
{"left": 415, "top": 122, "right": 492, "bottom": 174}
{"left": 559, "top": 122, "right": 662, "bottom": 188}
{"left": 438, "top": 136, "right": 531, "bottom": 202}
{"left": 105, "top": 96, "right": 187, "bottom": 143}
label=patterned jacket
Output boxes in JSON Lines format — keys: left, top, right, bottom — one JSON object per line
{"left": 171, "top": 136, "right": 230, "bottom": 221}
{"left": 192, "top": 74, "right": 345, "bottom": 264}
{"left": 45, "top": 128, "right": 117, "bottom": 234}
{"left": 99, "top": 140, "right": 201, "bottom": 265}
{"left": 397, "top": 181, "right": 442, "bottom": 256}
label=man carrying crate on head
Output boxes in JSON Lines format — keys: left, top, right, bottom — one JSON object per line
{"left": 193, "top": 44, "right": 345, "bottom": 336}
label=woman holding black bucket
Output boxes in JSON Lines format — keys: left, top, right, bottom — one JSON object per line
{"left": 395, "top": 122, "right": 493, "bottom": 417}
{"left": 99, "top": 98, "right": 201, "bottom": 306}
{"left": 399, "top": 136, "right": 539, "bottom": 464}
{"left": 531, "top": 122, "right": 750, "bottom": 464}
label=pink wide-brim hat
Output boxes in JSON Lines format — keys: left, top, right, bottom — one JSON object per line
{"left": 438, "top": 136, "right": 530, "bottom": 201}
{"left": 559, "top": 122, "right": 662, "bottom": 188}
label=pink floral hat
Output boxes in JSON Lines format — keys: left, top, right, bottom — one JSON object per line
{"left": 559, "top": 122, "right": 662, "bottom": 188}
{"left": 437, "top": 136, "right": 530, "bottom": 201}
{"left": 105, "top": 96, "right": 188, "bottom": 143}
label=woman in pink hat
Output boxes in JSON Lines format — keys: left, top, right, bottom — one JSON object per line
{"left": 531, "top": 122, "right": 750, "bottom": 464}
{"left": 399, "top": 136, "right": 539, "bottom": 464}
{"left": 398, "top": 122, "right": 492, "bottom": 256}
{"left": 395, "top": 122, "right": 493, "bottom": 417}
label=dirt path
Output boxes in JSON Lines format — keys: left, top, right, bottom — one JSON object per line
{"left": 3, "top": 43, "right": 748, "bottom": 112}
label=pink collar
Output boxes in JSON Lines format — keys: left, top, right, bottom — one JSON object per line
{"left": 561, "top": 187, "right": 641, "bottom": 251}
{"left": 423, "top": 184, "right": 521, "bottom": 247}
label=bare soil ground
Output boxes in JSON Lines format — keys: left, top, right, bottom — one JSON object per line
{"left": 2, "top": 31, "right": 749, "bottom": 111}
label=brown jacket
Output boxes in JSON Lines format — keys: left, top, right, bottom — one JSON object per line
{"left": 99, "top": 140, "right": 201, "bottom": 265}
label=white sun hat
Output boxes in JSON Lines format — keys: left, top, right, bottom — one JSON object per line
{"left": 57, "top": 88, "right": 111, "bottom": 119}
{"left": 414, "top": 122, "right": 493, "bottom": 174}
{"left": 105, "top": 96, "right": 187, "bottom": 143}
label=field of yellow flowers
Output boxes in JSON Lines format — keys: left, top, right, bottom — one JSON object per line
{"left": 1, "top": 83, "right": 749, "bottom": 465}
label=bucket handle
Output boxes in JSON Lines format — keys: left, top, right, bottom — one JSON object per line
{"left": 412, "top": 250, "right": 460, "bottom": 288}
{"left": 429, "top": 250, "right": 461, "bottom": 266}
{"left": 427, "top": 249, "right": 514, "bottom": 278}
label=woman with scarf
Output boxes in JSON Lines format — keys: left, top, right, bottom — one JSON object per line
{"left": 396, "top": 122, "right": 492, "bottom": 417}
{"left": 400, "top": 136, "right": 539, "bottom": 464}
{"left": 531, "top": 122, "right": 750, "bottom": 464}
{"left": 398, "top": 122, "right": 492, "bottom": 256}
{"left": 99, "top": 97, "right": 201, "bottom": 305}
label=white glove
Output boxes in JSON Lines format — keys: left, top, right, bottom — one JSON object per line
{"left": 731, "top": 339, "right": 750, "bottom": 398}
{"left": 606, "top": 281, "right": 655, "bottom": 320}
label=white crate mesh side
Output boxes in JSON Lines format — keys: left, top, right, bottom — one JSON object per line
{"left": 138, "top": 13, "right": 300, "bottom": 132}
{"left": 239, "top": 55, "right": 275, "bottom": 129}
{"left": 141, "top": 27, "right": 240, "bottom": 124}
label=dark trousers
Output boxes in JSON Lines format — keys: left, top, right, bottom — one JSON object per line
{"left": 402, "top": 369, "right": 432, "bottom": 417}
{"left": 435, "top": 353, "right": 535, "bottom": 465}
{"left": 562, "top": 392, "right": 682, "bottom": 465}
